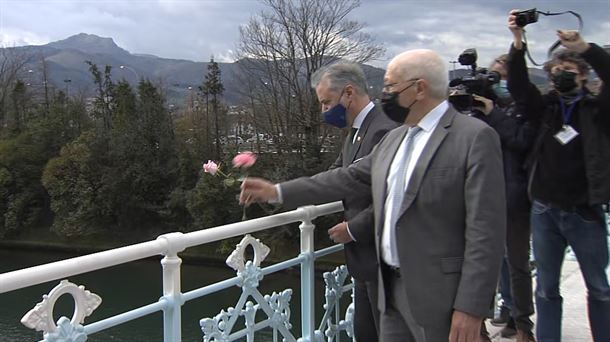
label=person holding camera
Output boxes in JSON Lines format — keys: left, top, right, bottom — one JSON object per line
{"left": 470, "top": 53, "right": 537, "bottom": 342}
{"left": 507, "top": 9, "right": 610, "bottom": 342}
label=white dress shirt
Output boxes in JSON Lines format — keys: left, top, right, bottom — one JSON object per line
{"left": 381, "top": 101, "right": 448, "bottom": 267}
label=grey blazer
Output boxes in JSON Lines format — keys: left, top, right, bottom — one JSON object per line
{"left": 328, "top": 105, "right": 398, "bottom": 281}
{"left": 281, "top": 106, "right": 506, "bottom": 334}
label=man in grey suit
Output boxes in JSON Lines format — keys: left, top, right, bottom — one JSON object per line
{"left": 241, "top": 49, "right": 505, "bottom": 341}
{"left": 313, "top": 62, "right": 398, "bottom": 341}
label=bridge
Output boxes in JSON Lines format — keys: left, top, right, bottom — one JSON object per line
{"left": 0, "top": 201, "right": 603, "bottom": 341}
{"left": 0, "top": 201, "right": 355, "bottom": 342}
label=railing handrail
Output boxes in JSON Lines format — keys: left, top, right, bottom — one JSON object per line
{"left": 0, "top": 201, "right": 344, "bottom": 294}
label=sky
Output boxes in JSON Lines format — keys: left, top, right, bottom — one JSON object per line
{"left": 1, "top": 0, "right": 609, "bottom": 70}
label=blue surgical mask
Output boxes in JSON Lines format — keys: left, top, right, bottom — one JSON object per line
{"left": 493, "top": 79, "right": 511, "bottom": 100}
{"left": 322, "top": 90, "right": 350, "bottom": 128}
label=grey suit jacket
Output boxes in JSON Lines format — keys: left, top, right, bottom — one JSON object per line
{"left": 328, "top": 105, "right": 398, "bottom": 281}
{"left": 281, "top": 106, "right": 506, "bottom": 332}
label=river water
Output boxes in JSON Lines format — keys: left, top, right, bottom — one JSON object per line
{"left": 0, "top": 248, "right": 343, "bottom": 341}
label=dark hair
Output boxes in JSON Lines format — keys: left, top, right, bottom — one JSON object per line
{"left": 544, "top": 49, "right": 590, "bottom": 77}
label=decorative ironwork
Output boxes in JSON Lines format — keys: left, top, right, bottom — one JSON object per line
{"left": 226, "top": 234, "right": 270, "bottom": 273}
{"left": 21, "top": 280, "right": 101, "bottom": 341}
{"left": 44, "top": 316, "right": 88, "bottom": 342}
{"left": 200, "top": 235, "right": 296, "bottom": 342}
{"left": 315, "top": 265, "right": 355, "bottom": 341}
{"left": 201, "top": 308, "right": 232, "bottom": 342}
{"left": 266, "top": 289, "right": 292, "bottom": 331}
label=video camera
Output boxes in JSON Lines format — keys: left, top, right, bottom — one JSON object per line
{"left": 448, "top": 48, "right": 500, "bottom": 112}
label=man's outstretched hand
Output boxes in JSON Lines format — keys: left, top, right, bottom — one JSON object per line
{"left": 239, "top": 177, "right": 278, "bottom": 206}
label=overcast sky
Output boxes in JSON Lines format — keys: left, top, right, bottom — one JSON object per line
{"left": 1, "top": 0, "right": 609, "bottom": 70}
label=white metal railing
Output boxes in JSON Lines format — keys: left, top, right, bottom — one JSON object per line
{"left": 0, "top": 201, "right": 356, "bottom": 342}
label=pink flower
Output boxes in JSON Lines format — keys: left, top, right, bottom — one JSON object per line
{"left": 203, "top": 160, "right": 219, "bottom": 175}
{"left": 232, "top": 151, "right": 257, "bottom": 168}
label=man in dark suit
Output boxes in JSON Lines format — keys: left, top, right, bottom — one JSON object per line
{"left": 312, "top": 62, "right": 398, "bottom": 341}
{"left": 241, "top": 49, "right": 505, "bottom": 341}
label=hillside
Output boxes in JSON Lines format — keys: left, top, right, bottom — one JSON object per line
{"left": 4, "top": 33, "right": 553, "bottom": 107}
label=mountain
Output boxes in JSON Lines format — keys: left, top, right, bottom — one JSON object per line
{"left": 5, "top": 33, "right": 548, "bottom": 107}
{"left": 8, "top": 33, "right": 248, "bottom": 106}
{"left": 46, "top": 33, "right": 131, "bottom": 57}
{"left": 5, "top": 33, "right": 386, "bottom": 107}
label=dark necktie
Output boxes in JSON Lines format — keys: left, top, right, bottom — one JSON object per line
{"left": 346, "top": 127, "right": 358, "bottom": 156}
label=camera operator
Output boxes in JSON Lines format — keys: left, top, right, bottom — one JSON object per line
{"left": 465, "top": 54, "right": 536, "bottom": 342}
{"left": 507, "top": 9, "right": 610, "bottom": 342}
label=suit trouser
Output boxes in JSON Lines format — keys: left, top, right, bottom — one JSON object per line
{"left": 505, "top": 208, "right": 535, "bottom": 332}
{"left": 379, "top": 265, "right": 451, "bottom": 342}
{"left": 354, "top": 278, "right": 381, "bottom": 341}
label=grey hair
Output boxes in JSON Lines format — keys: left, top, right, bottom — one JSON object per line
{"left": 310, "top": 62, "right": 369, "bottom": 95}
{"left": 391, "top": 49, "right": 448, "bottom": 99}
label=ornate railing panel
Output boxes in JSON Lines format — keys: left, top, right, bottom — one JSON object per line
{"left": 20, "top": 280, "right": 101, "bottom": 342}
{"left": 200, "top": 234, "right": 296, "bottom": 342}
{"left": 315, "top": 265, "right": 355, "bottom": 342}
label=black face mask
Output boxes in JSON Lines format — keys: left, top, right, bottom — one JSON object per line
{"left": 381, "top": 81, "right": 418, "bottom": 123}
{"left": 551, "top": 70, "right": 578, "bottom": 94}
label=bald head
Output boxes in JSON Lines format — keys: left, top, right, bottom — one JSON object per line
{"left": 387, "top": 49, "right": 448, "bottom": 100}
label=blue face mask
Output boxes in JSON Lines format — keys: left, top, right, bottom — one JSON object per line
{"left": 493, "top": 79, "right": 511, "bottom": 99}
{"left": 322, "top": 90, "right": 350, "bottom": 128}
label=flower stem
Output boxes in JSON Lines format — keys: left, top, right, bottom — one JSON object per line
{"left": 241, "top": 194, "right": 251, "bottom": 221}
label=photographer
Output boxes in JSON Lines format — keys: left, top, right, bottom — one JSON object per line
{"left": 507, "top": 9, "right": 610, "bottom": 342}
{"left": 469, "top": 53, "right": 536, "bottom": 342}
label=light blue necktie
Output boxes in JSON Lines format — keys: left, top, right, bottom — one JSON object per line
{"left": 385, "top": 126, "right": 422, "bottom": 263}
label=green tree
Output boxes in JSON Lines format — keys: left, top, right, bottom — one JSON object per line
{"left": 186, "top": 174, "right": 239, "bottom": 229}
{"left": 201, "top": 57, "right": 226, "bottom": 160}
{"left": 42, "top": 131, "right": 112, "bottom": 236}
{"left": 8, "top": 80, "right": 28, "bottom": 133}
{"left": 111, "top": 81, "right": 137, "bottom": 132}
{"left": 106, "top": 80, "right": 177, "bottom": 229}
{"left": 0, "top": 92, "right": 89, "bottom": 237}
{"left": 0, "top": 47, "right": 29, "bottom": 129}
{"left": 42, "top": 66, "right": 181, "bottom": 236}
{"left": 86, "top": 61, "right": 115, "bottom": 134}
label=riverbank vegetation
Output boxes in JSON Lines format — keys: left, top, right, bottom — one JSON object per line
{"left": 0, "top": 0, "right": 380, "bottom": 262}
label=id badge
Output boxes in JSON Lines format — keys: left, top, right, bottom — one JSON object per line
{"left": 554, "top": 125, "right": 579, "bottom": 145}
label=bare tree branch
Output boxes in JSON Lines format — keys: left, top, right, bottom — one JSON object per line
{"left": 236, "top": 0, "right": 383, "bottom": 165}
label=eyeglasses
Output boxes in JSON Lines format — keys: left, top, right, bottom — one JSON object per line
{"left": 382, "top": 78, "right": 420, "bottom": 93}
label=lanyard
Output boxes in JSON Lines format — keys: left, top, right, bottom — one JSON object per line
{"left": 559, "top": 94, "right": 583, "bottom": 125}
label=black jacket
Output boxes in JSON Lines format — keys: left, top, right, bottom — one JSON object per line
{"left": 507, "top": 43, "right": 610, "bottom": 206}
{"left": 475, "top": 103, "right": 536, "bottom": 214}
